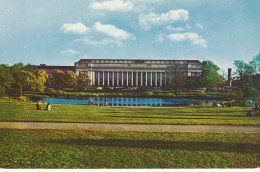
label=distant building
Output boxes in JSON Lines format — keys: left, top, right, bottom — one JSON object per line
{"left": 75, "top": 59, "right": 202, "bottom": 88}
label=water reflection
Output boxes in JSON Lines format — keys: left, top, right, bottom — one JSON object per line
{"left": 42, "top": 97, "right": 214, "bottom": 107}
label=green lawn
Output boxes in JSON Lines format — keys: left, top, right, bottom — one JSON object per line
{"left": 0, "top": 99, "right": 259, "bottom": 125}
{"left": 0, "top": 129, "right": 259, "bottom": 168}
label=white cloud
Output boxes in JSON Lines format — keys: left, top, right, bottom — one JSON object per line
{"left": 138, "top": 9, "right": 189, "bottom": 31}
{"left": 165, "top": 25, "right": 184, "bottom": 32}
{"left": 93, "top": 22, "right": 132, "bottom": 40}
{"left": 61, "top": 23, "right": 89, "bottom": 34}
{"left": 61, "top": 49, "right": 79, "bottom": 55}
{"left": 76, "top": 37, "right": 123, "bottom": 46}
{"left": 196, "top": 23, "right": 203, "bottom": 29}
{"left": 89, "top": 0, "right": 133, "bottom": 12}
{"left": 167, "top": 32, "right": 207, "bottom": 48}
{"left": 154, "top": 34, "right": 165, "bottom": 43}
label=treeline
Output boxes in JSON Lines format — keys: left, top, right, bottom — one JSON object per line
{"left": 232, "top": 53, "right": 260, "bottom": 103}
{"left": 0, "top": 63, "right": 91, "bottom": 98}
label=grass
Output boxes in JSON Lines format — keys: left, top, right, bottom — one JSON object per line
{"left": 0, "top": 129, "right": 259, "bottom": 168}
{"left": 0, "top": 98, "right": 259, "bottom": 125}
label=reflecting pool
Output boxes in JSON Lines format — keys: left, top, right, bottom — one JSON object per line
{"left": 42, "top": 97, "right": 215, "bottom": 107}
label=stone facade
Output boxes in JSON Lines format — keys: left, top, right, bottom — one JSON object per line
{"left": 75, "top": 59, "right": 202, "bottom": 88}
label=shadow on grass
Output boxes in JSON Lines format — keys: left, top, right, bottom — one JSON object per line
{"left": 108, "top": 116, "right": 236, "bottom": 120}
{"left": 47, "top": 139, "right": 259, "bottom": 153}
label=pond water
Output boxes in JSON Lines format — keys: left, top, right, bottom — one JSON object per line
{"left": 42, "top": 97, "right": 215, "bottom": 107}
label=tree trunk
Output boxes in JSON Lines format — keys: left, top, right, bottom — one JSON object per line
{"left": 19, "top": 85, "right": 23, "bottom": 96}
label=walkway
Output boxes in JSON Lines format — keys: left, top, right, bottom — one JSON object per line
{"left": 0, "top": 122, "right": 259, "bottom": 133}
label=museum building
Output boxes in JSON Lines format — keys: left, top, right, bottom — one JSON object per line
{"left": 74, "top": 59, "right": 202, "bottom": 88}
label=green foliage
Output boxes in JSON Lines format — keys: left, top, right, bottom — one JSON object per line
{"left": 0, "top": 86, "right": 5, "bottom": 97}
{"left": 201, "top": 61, "right": 223, "bottom": 91}
{"left": 64, "top": 71, "right": 77, "bottom": 89}
{"left": 185, "top": 77, "right": 202, "bottom": 90}
{"left": 233, "top": 60, "right": 255, "bottom": 89}
{"left": 244, "top": 87, "right": 259, "bottom": 101}
{"left": 52, "top": 70, "right": 65, "bottom": 89}
{"left": 77, "top": 72, "right": 91, "bottom": 89}
{"left": 231, "top": 90, "right": 244, "bottom": 100}
{"left": 168, "top": 65, "right": 185, "bottom": 91}
{"left": 18, "top": 96, "right": 28, "bottom": 102}
{"left": 0, "top": 64, "right": 13, "bottom": 92}
{"left": 9, "top": 63, "right": 48, "bottom": 95}
{"left": 144, "top": 91, "right": 154, "bottom": 96}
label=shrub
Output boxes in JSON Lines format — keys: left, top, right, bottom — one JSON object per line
{"left": 244, "top": 99, "right": 254, "bottom": 107}
{"left": 0, "top": 86, "right": 5, "bottom": 97}
{"left": 144, "top": 91, "right": 154, "bottom": 96}
{"left": 18, "top": 96, "right": 28, "bottom": 102}
{"left": 231, "top": 90, "right": 244, "bottom": 100}
{"left": 244, "top": 87, "right": 259, "bottom": 101}
{"left": 26, "top": 94, "right": 47, "bottom": 102}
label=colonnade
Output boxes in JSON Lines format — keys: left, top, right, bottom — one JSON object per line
{"left": 94, "top": 71, "right": 168, "bottom": 87}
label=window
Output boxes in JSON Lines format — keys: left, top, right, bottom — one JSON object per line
{"left": 147, "top": 64, "right": 151, "bottom": 67}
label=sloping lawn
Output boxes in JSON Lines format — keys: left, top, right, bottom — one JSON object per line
{"left": 0, "top": 129, "right": 259, "bottom": 168}
{"left": 0, "top": 100, "right": 259, "bottom": 125}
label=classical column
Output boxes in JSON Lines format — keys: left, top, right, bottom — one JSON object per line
{"left": 145, "top": 72, "right": 147, "bottom": 87}
{"left": 140, "top": 72, "right": 143, "bottom": 87}
{"left": 126, "top": 72, "right": 129, "bottom": 87}
{"left": 112, "top": 72, "right": 114, "bottom": 87}
{"left": 121, "top": 72, "right": 124, "bottom": 86}
{"left": 160, "top": 72, "right": 162, "bottom": 87}
{"left": 136, "top": 72, "right": 138, "bottom": 87}
{"left": 102, "top": 72, "right": 105, "bottom": 86}
{"left": 150, "top": 72, "right": 152, "bottom": 87}
{"left": 98, "top": 71, "right": 100, "bottom": 86}
{"left": 117, "top": 71, "right": 119, "bottom": 86}
{"left": 165, "top": 72, "right": 167, "bottom": 86}
{"left": 131, "top": 72, "right": 133, "bottom": 87}
{"left": 107, "top": 72, "right": 110, "bottom": 86}
{"left": 155, "top": 72, "right": 157, "bottom": 87}
{"left": 92, "top": 71, "right": 95, "bottom": 86}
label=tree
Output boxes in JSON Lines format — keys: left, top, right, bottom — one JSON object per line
{"left": 11, "top": 63, "right": 34, "bottom": 95}
{"left": 65, "top": 71, "right": 78, "bottom": 89}
{"left": 77, "top": 72, "right": 91, "bottom": 90}
{"left": 52, "top": 70, "right": 65, "bottom": 89}
{"left": 185, "top": 76, "right": 202, "bottom": 90}
{"left": 33, "top": 69, "right": 49, "bottom": 92}
{"left": 10, "top": 63, "right": 49, "bottom": 95}
{"left": 233, "top": 60, "right": 255, "bottom": 90}
{"left": 0, "top": 64, "right": 13, "bottom": 96}
{"left": 200, "top": 61, "right": 223, "bottom": 91}
{"left": 251, "top": 52, "right": 260, "bottom": 73}
{"left": 168, "top": 65, "right": 185, "bottom": 92}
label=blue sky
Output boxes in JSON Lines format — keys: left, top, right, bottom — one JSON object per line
{"left": 0, "top": 0, "right": 260, "bottom": 72}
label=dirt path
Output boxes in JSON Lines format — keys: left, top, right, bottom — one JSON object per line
{"left": 0, "top": 122, "right": 259, "bottom": 133}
